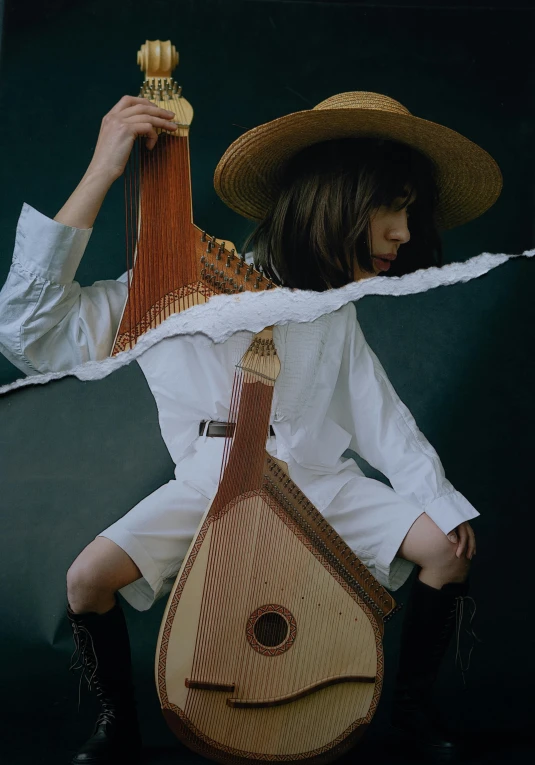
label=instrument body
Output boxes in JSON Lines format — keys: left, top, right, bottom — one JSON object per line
{"left": 155, "top": 329, "right": 396, "bottom": 764}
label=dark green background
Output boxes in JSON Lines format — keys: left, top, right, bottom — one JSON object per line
{"left": 0, "top": 1, "right": 533, "bottom": 763}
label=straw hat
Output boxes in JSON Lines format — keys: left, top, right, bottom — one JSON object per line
{"left": 214, "top": 92, "right": 502, "bottom": 230}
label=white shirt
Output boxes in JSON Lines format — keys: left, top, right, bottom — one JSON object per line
{"left": 0, "top": 204, "right": 479, "bottom": 536}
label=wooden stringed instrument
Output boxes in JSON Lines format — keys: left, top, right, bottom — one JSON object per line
{"left": 112, "top": 40, "right": 274, "bottom": 356}
{"left": 155, "top": 328, "right": 398, "bottom": 763}
{"left": 116, "top": 40, "right": 398, "bottom": 762}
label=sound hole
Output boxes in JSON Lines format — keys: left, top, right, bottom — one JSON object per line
{"left": 253, "top": 612, "right": 289, "bottom": 647}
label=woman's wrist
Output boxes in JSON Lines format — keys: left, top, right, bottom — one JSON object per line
{"left": 54, "top": 167, "right": 115, "bottom": 229}
{"left": 84, "top": 160, "right": 122, "bottom": 187}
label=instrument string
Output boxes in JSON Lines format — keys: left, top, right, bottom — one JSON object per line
{"left": 124, "top": 151, "right": 132, "bottom": 348}
{"left": 166, "top": 132, "right": 174, "bottom": 317}
{"left": 181, "top": 132, "right": 192, "bottom": 305}
{"left": 135, "top": 139, "right": 143, "bottom": 341}
{"left": 166, "top": 131, "right": 175, "bottom": 318}
{"left": 131, "top": 141, "right": 138, "bottom": 344}
{"left": 144, "top": 139, "right": 152, "bottom": 330}
{"left": 175, "top": 119, "right": 183, "bottom": 313}
{"left": 132, "top": 138, "right": 140, "bottom": 340}
{"left": 147, "top": 134, "right": 156, "bottom": 331}
{"left": 187, "top": 358, "right": 246, "bottom": 724}
{"left": 155, "top": 127, "right": 164, "bottom": 323}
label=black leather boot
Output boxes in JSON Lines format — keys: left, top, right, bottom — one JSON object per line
{"left": 391, "top": 576, "right": 476, "bottom": 761}
{"left": 68, "top": 600, "right": 143, "bottom": 764}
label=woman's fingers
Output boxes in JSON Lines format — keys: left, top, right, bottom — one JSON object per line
{"left": 466, "top": 523, "right": 476, "bottom": 559}
{"left": 454, "top": 521, "right": 476, "bottom": 560}
{"left": 124, "top": 116, "right": 178, "bottom": 150}
{"left": 120, "top": 102, "right": 176, "bottom": 121}
{"left": 130, "top": 123, "right": 158, "bottom": 150}
{"left": 456, "top": 524, "right": 468, "bottom": 558}
{"left": 109, "top": 94, "right": 158, "bottom": 113}
{"left": 124, "top": 115, "right": 178, "bottom": 132}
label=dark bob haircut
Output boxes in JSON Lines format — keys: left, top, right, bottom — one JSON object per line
{"left": 243, "top": 137, "right": 442, "bottom": 291}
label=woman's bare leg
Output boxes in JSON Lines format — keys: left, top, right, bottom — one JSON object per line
{"left": 67, "top": 536, "right": 142, "bottom": 614}
{"left": 397, "top": 513, "right": 470, "bottom": 588}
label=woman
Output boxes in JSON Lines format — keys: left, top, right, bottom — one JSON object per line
{"left": 0, "top": 92, "right": 501, "bottom": 765}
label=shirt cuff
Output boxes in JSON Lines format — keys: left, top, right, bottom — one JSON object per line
{"left": 424, "top": 489, "right": 480, "bottom": 536}
{"left": 13, "top": 203, "right": 93, "bottom": 285}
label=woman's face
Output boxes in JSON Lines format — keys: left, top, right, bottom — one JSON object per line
{"left": 353, "top": 194, "right": 414, "bottom": 281}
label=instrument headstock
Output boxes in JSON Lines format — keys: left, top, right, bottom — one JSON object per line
{"left": 137, "top": 39, "right": 193, "bottom": 133}
{"left": 138, "top": 39, "right": 178, "bottom": 78}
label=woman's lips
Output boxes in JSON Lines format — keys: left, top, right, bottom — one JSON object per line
{"left": 373, "top": 256, "right": 393, "bottom": 272}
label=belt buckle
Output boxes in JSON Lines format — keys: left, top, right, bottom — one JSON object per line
{"left": 199, "top": 420, "right": 212, "bottom": 437}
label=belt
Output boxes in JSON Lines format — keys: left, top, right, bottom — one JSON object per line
{"left": 199, "top": 420, "right": 275, "bottom": 438}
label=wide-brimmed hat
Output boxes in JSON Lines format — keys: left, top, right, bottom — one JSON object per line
{"left": 214, "top": 92, "right": 502, "bottom": 230}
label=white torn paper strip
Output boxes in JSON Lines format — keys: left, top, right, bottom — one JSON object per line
{"left": 0, "top": 247, "right": 533, "bottom": 396}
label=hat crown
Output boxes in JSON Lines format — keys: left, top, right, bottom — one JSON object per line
{"left": 314, "top": 91, "right": 411, "bottom": 116}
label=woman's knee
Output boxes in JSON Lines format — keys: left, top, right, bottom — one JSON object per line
{"left": 67, "top": 556, "right": 104, "bottom": 614}
{"left": 67, "top": 537, "right": 142, "bottom": 614}
{"left": 398, "top": 513, "right": 470, "bottom": 579}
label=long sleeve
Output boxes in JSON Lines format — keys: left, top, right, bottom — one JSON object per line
{"left": 0, "top": 204, "right": 128, "bottom": 375}
{"left": 332, "top": 303, "right": 479, "bottom": 536}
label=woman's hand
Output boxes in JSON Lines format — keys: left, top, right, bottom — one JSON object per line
{"left": 54, "top": 95, "right": 178, "bottom": 230}
{"left": 87, "top": 95, "right": 178, "bottom": 183}
{"left": 447, "top": 521, "right": 476, "bottom": 560}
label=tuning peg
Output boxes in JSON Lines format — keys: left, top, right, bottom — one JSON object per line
{"left": 200, "top": 231, "right": 207, "bottom": 242}
{"left": 207, "top": 241, "right": 213, "bottom": 253}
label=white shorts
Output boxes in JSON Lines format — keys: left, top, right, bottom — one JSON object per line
{"left": 100, "top": 437, "right": 423, "bottom": 611}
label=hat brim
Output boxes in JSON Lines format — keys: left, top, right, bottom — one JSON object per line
{"left": 214, "top": 108, "right": 503, "bottom": 230}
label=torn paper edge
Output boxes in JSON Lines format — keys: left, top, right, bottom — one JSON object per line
{"left": 1, "top": 248, "right": 533, "bottom": 396}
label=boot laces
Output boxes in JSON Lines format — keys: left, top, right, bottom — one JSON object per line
{"left": 454, "top": 595, "right": 482, "bottom": 686}
{"left": 69, "top": 618, "right": 117, "bottom": 723}
{"left": 69, "top": 620, "right": 99, "bottom": 710}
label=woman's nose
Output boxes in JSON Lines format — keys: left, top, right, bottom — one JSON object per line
{"left": 388, "top": 210, "right": 411, "bottom": 245}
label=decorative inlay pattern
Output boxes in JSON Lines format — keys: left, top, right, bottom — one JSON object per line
{"left": 246, "top": 604, "right": 297, "bottom": 656}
